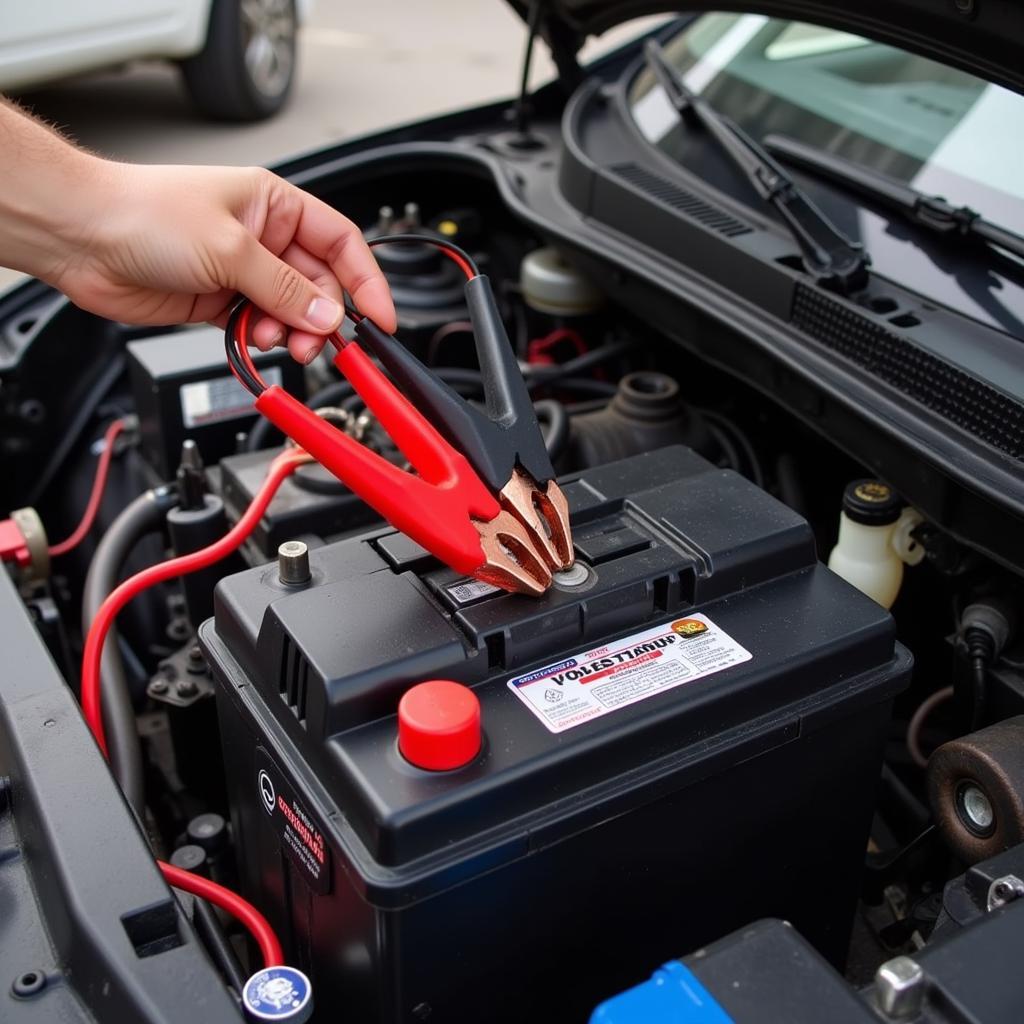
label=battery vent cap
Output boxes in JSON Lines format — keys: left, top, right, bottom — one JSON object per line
{"left": 398, "top": 680, "right": 481, "bottom": 771}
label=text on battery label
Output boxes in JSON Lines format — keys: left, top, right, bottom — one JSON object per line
{"left": 506, "top": 614, "right": 751, "bottom": 733}
{"left": 180, "top": 366, "right": 283, "bottom": 429}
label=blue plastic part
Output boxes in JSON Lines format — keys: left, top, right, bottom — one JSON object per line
{"left": 589, "top": 961, "right": 735, "bottom": 1024}
{"left": 243, "top": 966, "right": 313, "bottom": 1022}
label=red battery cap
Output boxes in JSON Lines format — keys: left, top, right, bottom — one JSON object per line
{"left": 398, "top": 680, "right": 481, "bottom": 771}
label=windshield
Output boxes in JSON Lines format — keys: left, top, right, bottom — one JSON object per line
{"left": 630, "top": 14, "right": 1024, "bottom": 237}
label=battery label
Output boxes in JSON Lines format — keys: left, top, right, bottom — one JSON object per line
{"left": 180, "top": 366, "right": 282, "bottom": 428}
{"left": 254, "top": 751, "right": 331, "bottom": 894}
{"left": 507, "top": 614, "right": 751, "bottom": 733}
{"left": 446, "top": 578, "right": 501, "bottom": 605}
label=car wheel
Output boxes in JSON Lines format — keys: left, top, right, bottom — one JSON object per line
{"left": 181, "top": 0, "right": 297, "bottom": 122}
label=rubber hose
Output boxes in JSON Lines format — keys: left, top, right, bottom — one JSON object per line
{"left": 534, "top": 399, "right": 570, "bottom": 462}
{"left": 82, "top": 487, "right": 176, "bottom": 817}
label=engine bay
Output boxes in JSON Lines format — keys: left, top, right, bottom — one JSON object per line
{"left": 3, "top": 49, "right": 1024, "bottom": 1021}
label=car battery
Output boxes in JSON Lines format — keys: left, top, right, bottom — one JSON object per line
{"left": 128, "top": 326, "right": 303, "bottom": 477}
{"left": 201, "top": 446, "right": 911, "bottom": 1024}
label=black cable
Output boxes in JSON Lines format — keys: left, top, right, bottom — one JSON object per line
{"left": 515, "top": 0, "right": 543, "bottom": 136}
{"left": 963, "top": 626, "right": 994, "bottom": 731}
{"left": 525, "top": 340, "right": 633, "bottom": 388}
{"left": 28, "top": 353, "right": 127, "bottom": 506}
{"left": 193, "top": 897, "right": 248, "bottom": 998}
{"left": 701, "top": 410, "right": 765, "bottom": 488}
{"left": 705, "top": 422, "right": 741, "bottom": 472}
{"left": 366, "top": 234, "right": 480, "bottom": 280}
{"left": 534, "top": 399, "right": 570, "bottom": 462}
{"left": 82, "top": 486, "right": 177, "bottom": 818}
{"left": 224, "top": 301, "right": 265, "bottom": 397}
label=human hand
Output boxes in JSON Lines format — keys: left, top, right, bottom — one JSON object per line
{"left": 49, "top": 160, "right": 396, "bottom": 363}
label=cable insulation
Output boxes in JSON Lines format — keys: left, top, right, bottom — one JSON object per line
{"left": 158, "top": 861, "right": 283, "bottom": 967}
{"left": 81, "top": 449, "right": 308, "bottom": 754}
{"left": 49, "top": 419, "right": 126, "bottom": 557}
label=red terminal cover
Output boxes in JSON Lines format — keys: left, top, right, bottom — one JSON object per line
{"left": 398, "top": 680, "right": 481, "bottom": 771}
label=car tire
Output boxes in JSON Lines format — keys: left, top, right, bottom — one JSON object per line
{"left": 181, "top": 0, "right": 297, "bottom": 122}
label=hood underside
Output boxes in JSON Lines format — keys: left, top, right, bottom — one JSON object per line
{"left": 509, "top": 1, "right": 1024, "bottom": 95}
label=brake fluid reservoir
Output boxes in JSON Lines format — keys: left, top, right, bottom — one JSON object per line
{"left": 828, "top": 480, "right": 922, "bottom": 609}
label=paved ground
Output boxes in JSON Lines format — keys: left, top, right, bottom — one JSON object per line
{"left": 3, "top": 3, "right": 655, "bottom": 291}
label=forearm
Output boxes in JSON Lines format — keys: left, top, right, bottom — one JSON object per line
{"left": 0, "top": 98, "right": 113, "bottom": 282}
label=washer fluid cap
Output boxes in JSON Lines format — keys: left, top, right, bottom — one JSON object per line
{"left": 843, "top": 479, "right": 902, "bottom": 526}
{"left": 398, "top": 680, "right": 481, "bottom": 771}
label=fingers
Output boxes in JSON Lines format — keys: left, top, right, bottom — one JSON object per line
{"left": 251, "top": 243, "right": 344, "bottom": 363}
{"left": 289, "top": 187, "right": 397, "bottom": 333}
{"left": 232, "top": 230, "right": 345, "bottom": 339}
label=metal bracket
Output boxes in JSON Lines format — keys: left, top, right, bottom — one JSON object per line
{"left": 987, "top": 873, "right": 1024, "bottom": 911}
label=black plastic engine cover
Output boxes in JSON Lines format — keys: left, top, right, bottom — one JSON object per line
{"left": 201, "top": 446, "right": 910, "bottom": 1023}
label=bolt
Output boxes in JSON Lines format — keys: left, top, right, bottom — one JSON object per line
{"left": 150, "top": 678, "right": 169, "bottom": 696}
{"left": 875, "top": 956, "right": 925, "bottom": 1020}
{"left": 377, "top": 205, "right": 395, "bottom": 232}
{"left": 959, "top": 783, "right": 994, "bottom": 834}
{"left": 553, "top": 563, "right": 589, "bottom": 588}
{"left": 278, "top": 540, "right": 311, "bottom": 586}
{"left": 175, "top": 678, "right": 199, "bottom": 699}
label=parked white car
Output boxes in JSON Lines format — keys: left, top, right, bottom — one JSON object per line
{"left": 0, "top": 0, "right": 313, "bottom": 121}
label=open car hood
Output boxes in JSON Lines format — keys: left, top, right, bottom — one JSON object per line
{"left": 508, "top": 1, "right": 1024, "bottom": 94}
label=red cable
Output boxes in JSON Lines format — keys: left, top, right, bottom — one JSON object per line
{"left": 158, "top": 861, "right": 283, "bottom": 967}
{"left": 49, "top": 419, "right": 126, "bottom": 557}
{"left": 79, "top": 449, "right": 308, "bottom": 970}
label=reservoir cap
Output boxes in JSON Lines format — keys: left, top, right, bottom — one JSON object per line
{"left": 843, "top": 479, "right": 902, "bottom": 526}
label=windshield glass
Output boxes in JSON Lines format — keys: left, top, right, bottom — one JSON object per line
{"left": 629, "top": 13, "right": 1024, "bottom": 236}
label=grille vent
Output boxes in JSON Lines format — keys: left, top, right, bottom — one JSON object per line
{"left": 792, "top": 285, "right": 1024, "bottom": 461}
{"left": 610, "top": 162, "right": 752, "bottom": 238}
{"left": 279, "top": 635, "right": 309, "bottom": 726}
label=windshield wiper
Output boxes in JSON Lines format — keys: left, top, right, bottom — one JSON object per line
{"left": 643, "top": 39, "right": 870, "bottom": 295}
{"left": 763, "top": 133, "right": 1024, "bottom": 264}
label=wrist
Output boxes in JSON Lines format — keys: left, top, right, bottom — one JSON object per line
{"left": 0, "top": 101, "right": 119, "bottom": 281}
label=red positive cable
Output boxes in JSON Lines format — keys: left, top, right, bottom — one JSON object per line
{"left": 49, "top": 419, "right": 126, "bottom": 557}
{"left": 158, "top": 861, "right": 283, "bottom": 967}
{"left": 81, "top": 448, "right": 308, "bottom": 751}
{"left": 79, "top": 449, "right": 308, "bottom": 970}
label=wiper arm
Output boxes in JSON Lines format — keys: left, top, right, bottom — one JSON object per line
{"left": 643, "top": 39, "right": 870, "bottom": 295}
{"left": 763, "top": 133, "right": 1024, "bottom": 264}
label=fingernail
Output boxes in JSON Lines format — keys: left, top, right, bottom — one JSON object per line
{"left": 303, "top": 347, "right": 319, "bottom": 365}
{"left": 306, "top": 297, "right": 341, "bottom": 332}
{"left": 269, "top": 327, "right": 285, "bottom": 346}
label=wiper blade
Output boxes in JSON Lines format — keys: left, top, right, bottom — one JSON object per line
{"left": 643, "top": 39, "right": 870, "bottom": 295}
{"left": 763, "top": 133, "right": 1024, "bottom": 264}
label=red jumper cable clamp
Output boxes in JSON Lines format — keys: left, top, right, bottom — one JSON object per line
{"left": 226, "top": 315, "right": 554, "bottom": 594}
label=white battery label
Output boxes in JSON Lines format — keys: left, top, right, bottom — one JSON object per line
{"left": 180, "top": 366, "right": 282, "bottom": 429}
{"left": 507, "top": 613, "right": 752, "bottom": 733}
{"left": 446, "top": 578, "right": 501, "bottom": 604}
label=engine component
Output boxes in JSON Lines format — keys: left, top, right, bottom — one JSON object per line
{"left": 520, "top": 245, "right": 604, "bottom": 315}
{"left": 0, "top": 506, "right": 48, "bottom": 580}
{"left": 927, "top": 716, "right": 1024, "bottom": 863}
{"left": 167, "top": 441, "right": 241, "bottom": 630}
{"left": 567, "top": 370, "right": 710, "bottom": 467}
{"left": 827, "top": 480, "right": 923, "bottom": 608}
{"left": 201, "top": 446, "right": 909, "bottom": 1023}
{"left": 219, "top": 446, "right": 379, "bottom": 558}
{"left": 128, "top": 326, "right": 302, "bottom": 478}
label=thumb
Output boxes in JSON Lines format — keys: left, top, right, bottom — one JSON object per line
{"left": 234, "top": 234, "right": 343, "bottom": 335}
